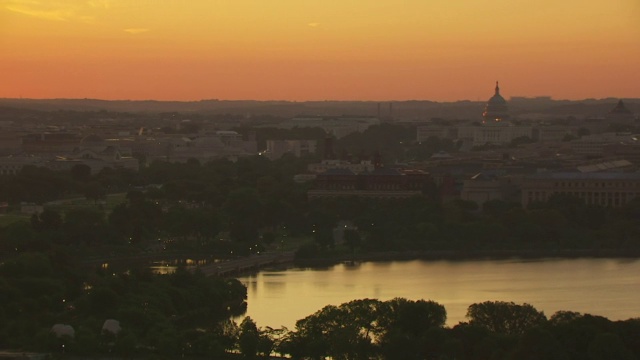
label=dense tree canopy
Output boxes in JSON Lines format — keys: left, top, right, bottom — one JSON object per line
{"left": 466, "top": 301, "right": 547, "bottom": 336}
{"left": 0, "top": 251, "right": 247, "bottom": 357}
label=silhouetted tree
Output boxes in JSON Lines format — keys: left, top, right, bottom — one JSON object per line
{"left": 70, "top": 164, "right": 92, "bottom": 182}
{"left": 466, "top": 301, "right": 547, "bottom": 336}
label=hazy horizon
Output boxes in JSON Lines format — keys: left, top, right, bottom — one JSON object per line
{"left": 1, "top": 94, "right": 639, "bottom": 103}
{"left": 2, "top": 0, "right": 639, "bottom": 101}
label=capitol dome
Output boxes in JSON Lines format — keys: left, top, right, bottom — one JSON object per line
{"left": 482, "top": 81, "right": 510, "bottom": 123}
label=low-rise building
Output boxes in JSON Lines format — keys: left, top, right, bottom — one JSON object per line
{"left": 20, "top": 202, "right": 43, "bottom": 214}
{"left": 571, "top": 133, "right": 637, "bottom": 157}
{"left": 460, "top": 173, "right": 520, "bottom": 207}
{"left": 264, "top": 139, "right": 317, "bottom": 160}
{"left": 603, "top": 140, "right": 640, "bottom": 166}
{"left": 0, "top": 131, "right": 25, "bottom": 155}
{"left": 309, "top": 167, "right": 432, "bottom": 198}
{"left": 472, "top": 125, "right": 534, "bottom": 147}
{"left": 143, "top": 131, "right": 257, "bottom": 162}
{"left": 576, "top": 159, "right": 634, "bottom": 173}
{"left": 0, "top": 155, "right": 45, "bottom": 175}
{"left": 521, "top": 172, "right": 640, "bottom": 207}
{"left": 416, "top": 126, "right": 457, "bottom": 141}
{"left": 536, "top": 125, "right": 573, "bottom": 142}
{"left": 279, "top": 116, "right": 380, "bottom": 139}
{"left": 48, "top": 146, "right": 139, "bottom": 174}
{"left": 21, "top": 132, "right": 81, "bottom": 154}
{"left": 307, "top": 159, "right": 375, "bottom": 174}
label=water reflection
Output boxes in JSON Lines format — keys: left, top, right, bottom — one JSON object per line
{"left": 149, "top": 263, "right": 177, "bottom": 275}
{"left": 237, "top": 258, "right": 640, "bottom": 329}
{"left": 263, "top": 281, "right": 286, "bottom": 292}
{"left": 99, "top": 257, "right": 221, "bottom": 275}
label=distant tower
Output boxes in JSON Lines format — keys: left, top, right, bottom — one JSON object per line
{"left": 482, "top": 81, "right": 510, "bottom": 124}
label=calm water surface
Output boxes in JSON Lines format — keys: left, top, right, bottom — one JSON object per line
{"left": 237, "top": 258, "right": 640, "bottom": 329}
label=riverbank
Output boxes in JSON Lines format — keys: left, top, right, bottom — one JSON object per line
{"left": 293, "top": 248, "right": 640, "bottom": 267}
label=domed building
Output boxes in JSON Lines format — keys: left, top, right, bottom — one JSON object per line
{"left": 466, "top": 82, "right": 533, "bottom": 146}
{"left": 482, "top": 81, "right": 510, "bottom": 124}
{"left": 610, "top": 99, "right": 632, "bottom": 115}
{"left": 606, "top": 99, "right": 635, "bottom": 127}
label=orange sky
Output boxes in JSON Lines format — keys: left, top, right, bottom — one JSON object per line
{"left": 1, "top": 0, "right": 639, "bottom": 101}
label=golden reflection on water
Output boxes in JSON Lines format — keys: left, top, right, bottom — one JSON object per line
{"left": 101, "top": 258, "right": 212, "bottom": 275}
{"left": 150, "top": 265, "right": 177, "bottom": 275}
{"left": 237, "top": 258, "right": 640, "bottom": 329}
{"left": 149, "top": 258, "right": 209, "bottom": 274}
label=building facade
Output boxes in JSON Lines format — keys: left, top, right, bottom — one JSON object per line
{"left": 307, "top": 159, "right": 375, "bottom": 174}
{"left": 571, "top": 133, "right": 637, "bottom": 157}
{"left": 309, "top": 167, "right": 432, "bottom": 198}
{"left": 521, "top": 172, "right": 640, "bottom": 207}
{"left": 280, "top": 116, "right": 380, "bottom": 139}
{"left": 460, "top": 173, "right": 520, "bottom": 208}
{"left": 265, "top": 140, "right": 317, "bottom": 160}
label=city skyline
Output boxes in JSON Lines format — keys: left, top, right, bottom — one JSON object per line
{"left": 1, "top": 0, "right": 639, "bottom": 102}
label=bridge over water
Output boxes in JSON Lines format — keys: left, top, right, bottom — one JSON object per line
{"left": 197, "top": 251, "right": 296, "bottom": 277}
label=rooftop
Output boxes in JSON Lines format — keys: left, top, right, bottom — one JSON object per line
{"left": 527, "top": 172, "right": 640, "bottom": 180}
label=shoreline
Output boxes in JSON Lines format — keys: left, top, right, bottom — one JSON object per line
{"left": 293, "top": 248, "right": 640, "bottom": 267}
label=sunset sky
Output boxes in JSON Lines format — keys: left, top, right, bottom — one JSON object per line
{"left": 1, "top": 0, "right": 639, "bottom": 101}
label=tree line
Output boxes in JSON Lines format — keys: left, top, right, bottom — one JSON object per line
{"left": 3, "top": 150, "right": 640, "bottom": 261}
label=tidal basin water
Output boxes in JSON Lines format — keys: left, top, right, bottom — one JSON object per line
{"left": 237, "top": 258, "right": 640, "bottom": 329}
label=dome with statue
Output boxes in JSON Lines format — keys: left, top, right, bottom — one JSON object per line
{"left": 482, "top": 81, "right": 510, "bottom": 123}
